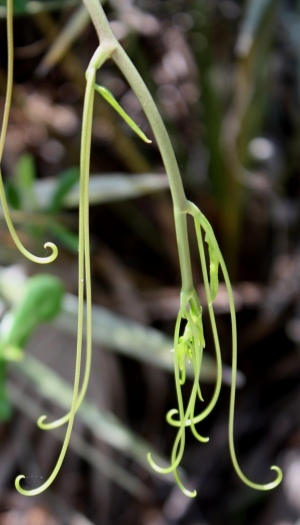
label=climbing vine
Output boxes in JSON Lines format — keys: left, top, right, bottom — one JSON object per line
{"left": 0, "top": 0, "right": 283, "bottom": 497}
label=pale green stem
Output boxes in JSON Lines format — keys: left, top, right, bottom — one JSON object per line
{"left": 82, "top": 0, "right": 193, "bottom": 295}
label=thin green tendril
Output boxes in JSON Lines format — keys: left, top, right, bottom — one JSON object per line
{"left": 0, "top": 0, "right": 58, "bottom": 265}
{"left": 14, "top": 44, "right": 113, "bottom": 497}
{"left": 35, "top": 46, "right": 114, "bottom": 435}
{"left": 218, "top": 242, "right": 283, "bottom": 490}
{"left": 189, "top": 203, "right": 283, "bottom": 491}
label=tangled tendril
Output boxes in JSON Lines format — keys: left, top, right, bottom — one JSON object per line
{"left": 148, "top": 201, "right": 283, "bottom": 496}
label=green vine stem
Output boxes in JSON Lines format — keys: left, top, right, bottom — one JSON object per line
{"left": 82, "top": 0, "right": 193, "bottom": 297}
{"left": 0, "top": 0, "right": 57, "bottom": 264}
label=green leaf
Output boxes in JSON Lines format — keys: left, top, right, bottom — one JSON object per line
{"left": 0, "top": 389, "right": 12, "bottom": 421}
{"left": 0, "top": 0, "right": 27, "bottom": 14}
{"left": 15, "top": 153, "right": 36, "bottom": 189}
{"left": 33, "top": 173, "right": 168, "bottom": 208}
{"left": 2, "top": 274, "right": 64, "bottom": 348}
{"left": 236, "top": 0, "right": 276, "bottom": 57}
{"left": 49, "top": 222, "right": 79, "bottom": 253}
{"left": 14, "top": 154, "right": 38, "bottom": 211}
{"left": 94, "top": 84, "right": 152, "bottom": 144}
{"left": 0, "top": 361, "right": 12, "bottom": 421}
{"left": 48, "top": 167, "right": 80, "bottom": 213}
{"left": 0, "top": 0, "right": 81, "bottom": 17}
{"left": 2, "top": 345, "right": 23, "bottom": 362}
{"left": 5, "top": 180, "right": 21, "bottom": 210}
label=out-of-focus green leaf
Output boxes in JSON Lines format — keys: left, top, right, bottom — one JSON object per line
{"left": 0, "top": 174, "right": 168, "bottom": 212}
{"left": 0, "top": 362, "right": 12, "bottom": 420}
{"left": 15, "top": 153, "right": 36, "bottom": 187}
{"left": 235, "top": 0, "right": 277, "bottom": 57}
{"left": 0, "top": 0, "right": 80, "bottom": 17}
{"left": 48, "top": 167, "right": 80, "bottom": 213}
{"left": 0, "top": 0, "right": 26, "bottom": 13}
{"left": 14, "top": 154, "right": 37, "bottom": 211}
{"left": 2, "top": 345, "right": 23, "bottom": 362}
{"left": 5, "top": 180, "right": 21, "bottom": 210}
{"left": 32, "top": 173, "right": 169, "bottom": 209}
{"left": 0, "top": 274, "right": 64, "bottom": 348}
{"left": 49, "top": 222, "right": 79, "bottom": 253}
{"left": 36, "top": 4, "right": 90, "bottom": 77}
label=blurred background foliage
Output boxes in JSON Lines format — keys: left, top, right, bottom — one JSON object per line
{"left": 0, "top": 0, "right": 300, "bottom": 524}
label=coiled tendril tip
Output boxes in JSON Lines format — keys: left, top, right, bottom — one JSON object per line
{"left": 15, "top": 474, "right": 25, "bottom": 492}
{"left": 37, "top": 414, "right": 50, "bottom": 429}
{"left": 147, "top": 453, "right": 177, "bottom": 475}
{"left": 42, "top": 242, "right": 58, "bottom": 264}
{"left": 178, "top": 485, "right": 197, "bottom": 498}
{"left": 15, "top": 474, "right": 41, "bottom": 497}
{"left": 15, "top": 474, "right": 47, "bottom": 497}
{"left": 268, "top": 466, "right": 283, "bottom": 490}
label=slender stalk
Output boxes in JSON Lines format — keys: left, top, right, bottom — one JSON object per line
{"left": 83, "top": 0, "right": 193, "bottom": 295}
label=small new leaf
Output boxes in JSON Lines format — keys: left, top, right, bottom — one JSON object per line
{"left": 94, "top": 84, "right": 152, "bottom": 144}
